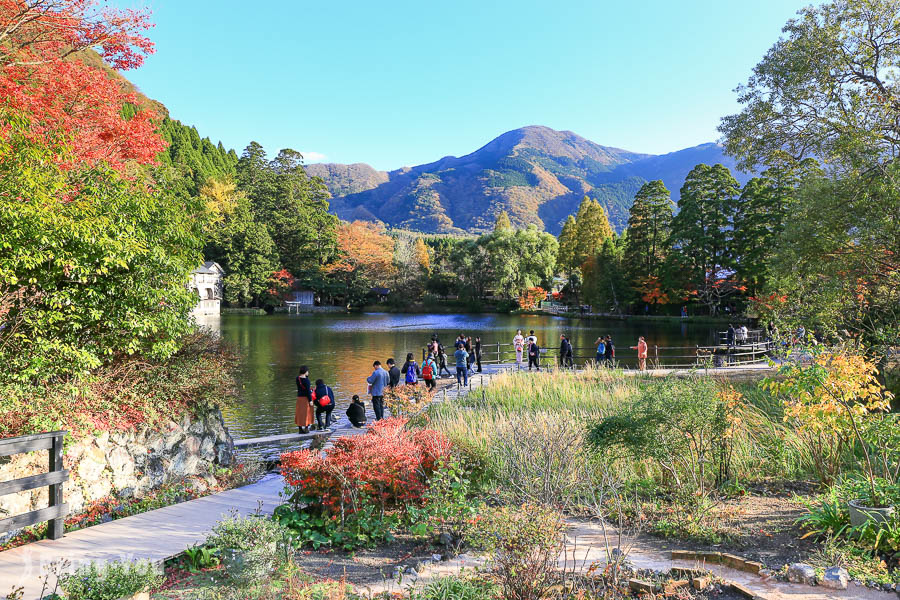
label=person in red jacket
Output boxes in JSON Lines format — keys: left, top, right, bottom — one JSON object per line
{"left": 631, "top": 336, "right": 648, "bottom": 371}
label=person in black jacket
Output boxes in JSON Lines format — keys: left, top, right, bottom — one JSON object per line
{"left": 295, "top": 366, "right": 314, "bottom": 434}
{"left": 346, "top": 395, "right": 367, "bottom": 428}
{"left": 474, "top": 336, "right": 483, "bottom": 373}
{"left": 603, "top": 335, "right": 614, "bottom": 366}
{"left": 386, "top": 358, "right": 401, "bottom": 389}
{"left": 399, "top": 352, "right": 421, "bottom": 385}
{"left": 559, "top": 334, "right": 574, "bottom": 368}
{"left": 313, "top": 379, "right": 336, "bottom": 430}
{"left": 527, "top": 339, "right": 541, "bottom": 371}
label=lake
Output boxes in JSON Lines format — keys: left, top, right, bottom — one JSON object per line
{"left": 199, "top": 312, "right": 722, "bottom": 443}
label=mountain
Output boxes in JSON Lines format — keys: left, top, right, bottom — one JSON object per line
{"left": 306, "top": 126, "right": 751, "bottom": 235}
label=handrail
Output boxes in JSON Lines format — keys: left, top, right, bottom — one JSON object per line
{"left": 0, "top": 431, "right": 68, "bottom": 540}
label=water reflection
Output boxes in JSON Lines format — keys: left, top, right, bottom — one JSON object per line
{"left": 218, "top": 312, "right": 720, "bottom": 443}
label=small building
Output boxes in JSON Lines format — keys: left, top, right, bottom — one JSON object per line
{"left": 190, "top": 261, "right": 224, "bottom": 317}
{"left": 290, "top": 290, "right": 315, "bottom": 305}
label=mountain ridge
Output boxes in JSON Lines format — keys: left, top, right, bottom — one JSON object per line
{"left": 306, "top": 126, "right": 750, "bottom": 235}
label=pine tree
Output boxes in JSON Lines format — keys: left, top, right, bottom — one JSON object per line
{"left": 494, "top": 210, "right": 513, "bottom": 231}
{"left": 556, "top": 215, "right": 577, "bottom": 273}
{"left": 624, "top": 180, "right": 674, "bottom": 285}
{"left": 572, "top": 197, "right": 614, "bottom": 268}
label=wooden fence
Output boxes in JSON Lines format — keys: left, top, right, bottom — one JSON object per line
{"left": 424, "top": 337, "right": 773, "bottom": 370}
{"left": 0, "top": 431, "right": 68, "bottom": 540}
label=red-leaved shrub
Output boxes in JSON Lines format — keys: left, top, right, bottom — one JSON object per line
{"left": 280, "top": 418, "right": 452, "bottom": 515}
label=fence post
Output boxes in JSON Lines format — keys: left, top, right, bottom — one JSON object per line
{"left": 496, "top": 342, "right": 500, "bottom": 365}
{"left": 49, "top": 433, "right": 64, "bottom": 539}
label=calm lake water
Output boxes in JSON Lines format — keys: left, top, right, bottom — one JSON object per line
{"left": 198, "top": 312, "right": 721, "bottom": 442}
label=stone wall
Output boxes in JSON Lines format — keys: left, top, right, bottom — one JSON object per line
{"left": 0, "top": 409, "right": 234, "bottom": 537}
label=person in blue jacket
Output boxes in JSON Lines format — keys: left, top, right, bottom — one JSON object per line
{"left": 366, "top": 360, "right": 390, "bottom": 420}
{"left": 454, "top": 343, "right": 469, "bottom": 387}
{"left": 313, "top": 379, "right": 336, "bottom": 431}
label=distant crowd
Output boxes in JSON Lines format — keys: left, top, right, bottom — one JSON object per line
{"left": 294, "top": 328, "right": 655, "bottom": 435}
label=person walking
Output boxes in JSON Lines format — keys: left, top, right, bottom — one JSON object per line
{"left": 386, "top": 358, "right": 401, "bottom": 390}
{"left": 559, "top": 334, "right": 574, "bottom": 368}
{"left": 400, "top": 352, "right": 420, "bottom": 386}
{"left": 346, "top": 395, "right": 367, "bottom": 428}
{"left": 464, "top": 336, "right": 475, "bottom": 374}
{"left": 474, "top": 336, "right": 483, "bottom": 373}
{"left": 422, "top": 353, "right": 437, "bottom": 390}
{"left": 454, "top": 343, "right": 469, "bottom": 387}
{"left": 594, "top": 336, "right": 606, "bottom": 366}
{"left": 527, "top": 338, "right": 541, "bottom": 371}
{"left": 437, "top": 345, "right": 452, "bottom": 378}
{"left": 295, "top": 366, "right": 315, "bottom": 434}
{"left": 366, "top": 360, "right": 390, "bottom": 421}
{"left": 313, "top": 378, "right": 336, "bottom": 430}
{"left": 604, "top": 335, "right": 614, "bottom": 366}
{"left": 631, "top": 336, "right": 648, "bottom": 371}
{"left": 513, "top": 329, "right": 525, "bottom": 368}
{"left": 726, "top": 324, "right": 736, "bottom": 347}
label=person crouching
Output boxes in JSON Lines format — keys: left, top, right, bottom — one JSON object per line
{"left": 346, "top": 395, "right": 367, "bottom": 428}
{"left": 313, "top": 378, "right": 335, "bottom": 430}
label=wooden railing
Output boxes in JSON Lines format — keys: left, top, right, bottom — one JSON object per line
{"left": 0, "top": 431, "right": 68, "bottom": 540}
{"left": 424, "top": 340, "right": 774, "bottom": 370}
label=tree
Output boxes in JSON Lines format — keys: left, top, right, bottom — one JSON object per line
{"left": 0, "top": 1, "right": 164, "bottom": 171}
{"left": 720, "top": 0, "right": 900, "bottom": 350}
{"left": 414, "top": 237, "right": 431, "bottom": 274}
{"left": 556, "top": 215, "right": 577, "bottom": 274}
{"left": 0, "top": 115, "right": 202, "bottom": 381}
{"left": 327, "top": 221, "right": 395, "bottom": 303}
{"left": 236, "top": 143, "right": 338, "bottom": 277}
{"left": 719, "top": 0, "right": 900, "bottom": 174}
{"left": 449, "top": 240, "right": 493, "bottom": 300}
{"left": 572, "top": 197, "right": 614, "bottom": 268}
{"left": 582, "top": 237, "right": 627, "bottom": 313}
{"left": 669, "top": 164, "right": 740, "bottom": 314}
{"left": 623, "top": 180, "right": 674, "bottom": 287}
{"left": 494, "top": 210, "right": 513, "bottom": 231}
{"left": 483, "top": 226, "right": 558, "bottom": 299}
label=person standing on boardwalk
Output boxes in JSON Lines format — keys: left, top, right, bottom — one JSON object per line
{"left": 631, "top": 336, "right": 648, "bottom": 371}
{"left": 366, "top": 360, "right": 390, "bottom": 421}
{"left": 527, "top": 338, "right": 541, "bottom": 371}
{"left": 437, "top": 344, "right": 452, "bottom": 378}
{"left": 513, "top": 329, "right": 525, "bottom": 368}
{"left": 422, "top": 353, "right": 437, "bottom": 390}
{"left": 527, "top": 330, "right": 537, "bottom": 347}
{"left": 295, "top": 366, "right": 315, "bottom": 434}
{"left": 313, "top": 378, "right": 336, "bottom": 431}
{"left": 559, "top": 334, "right": 573, "bottom": 368}
{"left": 474, "top": 336, "right": 483, "bottom": 373}
{"left": 594, "top": 336, "right": 606, "bottom": 366}
{"left": 346, "top": 395, "right": 367, "bottom": 428}
{"left": 604, "top": 335, "right": 614, "bottom": 366}
{"left": 400, "top": 352, "right": 420, "bottom": 386}
{"left": 386, "top": 358, "right": 401, "bottom": 390}
{"left": 454, "top": 342, "right": 469, "bottom": 387}
{"left": 727, "top": 324, "right": 736, "bottom": 347}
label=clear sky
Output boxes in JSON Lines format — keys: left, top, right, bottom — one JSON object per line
{"left": 117, "top": 1, "right": 812, "bottom": 171}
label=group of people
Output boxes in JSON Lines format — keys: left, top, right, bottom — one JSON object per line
{"left": 726, "top": 324, "right": 751, "bottom": 346}
{"left": 295, "top": 366, "right": 370, "bottom": 434}
{"left": 295, "top": 329, "right": 658, "bottom": 435}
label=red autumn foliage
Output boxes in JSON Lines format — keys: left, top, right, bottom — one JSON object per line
{"left": 280, "top": 418, "right": 452, "bottom": 514}
{"left": 518, "top": 286, "right": 546, "bottom": 310}
{"left": 0, "top": 0, "right": 164, "bottom": 171}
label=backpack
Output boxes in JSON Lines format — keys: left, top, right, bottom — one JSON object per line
{"left": 316, "top": 387, "right": 333, "bottom": 407}
{"left": 422, "top": 362, "right": 434, "bottom": 380}
{"left": 405, "top": 363, "right": 418, "bottom": 384}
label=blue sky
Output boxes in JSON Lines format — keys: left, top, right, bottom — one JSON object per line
{"left": 118, "top": 1, "right": 812, "bottom": 171}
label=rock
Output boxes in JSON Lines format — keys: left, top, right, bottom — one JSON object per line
{"left": 215, "top": 441, "right": 234, "bottom": 466}
{"left": 432, "top": 553, "right": 442, "bottom": 562}
{"left": 164, "top": 429, "right": 186, "bottom": 452}
{"left": 438, "top": 532, "right": 453, "bottom": 547}
{"left": 188, "top": 420, "right": 205, "bottom": 435}
{"left": 107, "top": 446, "right": 136, "bottom": 489}
{"left": 77, "top": 445, "right": 107, "bottom": 481}
{"left": 415, "top": 561, "right": 426, "bottom": 573}
{"left": 199, "top": 436, "right": 216, "bottom": 461}
{"left": 173, "top": 450, "right": 200, "bottom": 476}
{"left": 821, "top": 567, "right": 849, "bottom": 590}
{"left": 787, "top": 563, "right": 817, "bottom": 585}
{"left": 183, "top": 435, "right": 201, "bottom": 456}
{"left": 882, "top": 582, "right": 894, "bottom": 592}
{"left": 759, "top": 568, "right": 776, "bottom": 579}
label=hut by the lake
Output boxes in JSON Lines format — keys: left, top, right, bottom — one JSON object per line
{"left": 190, "top": 261, "right": 224, "bottom": 317}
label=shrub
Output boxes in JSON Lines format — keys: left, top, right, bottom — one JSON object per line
{"left": 58, "top": 560, "right": 162, "bottom": 600}
{"left": 280, "top": 418, "right": 451, "bottom": 516}
{"left": 205, "top": 515, "right": 289, "bottom": 585}
{"left": 468, "top": 503, "right": 564, "bottom": 600}
{"left": 408, "top": 575, "right": 498, "bottom": 600}
{"left": 588, "top": 377, "right": 739, "bottom": 497}
{"left": 408, "top": 457, "right": 482, "bottom": 549}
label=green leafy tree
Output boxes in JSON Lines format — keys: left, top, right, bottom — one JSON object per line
{"left": 572, "top": 197, "right": 614, "bottom": 268}
{"left": 720, "top": 0, "right": 900, "bottom": 350}
{"left": 669, "top": 164, "right": 740, "bottom": 313}
{"left": 449, "top": 240, "right": 494, "bottom": 300}
{"left": 0, "top": 116, "right": 202, "bottom": 381}
{"left": 623, "top": 180, "right": 674, "bottom": 292}
{"left": 483, "top": 226, "right": 558, "bottom": 299}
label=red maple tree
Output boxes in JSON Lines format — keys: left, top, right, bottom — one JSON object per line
{"left": 0, "top": 0, "right": 164, "bottom": 170}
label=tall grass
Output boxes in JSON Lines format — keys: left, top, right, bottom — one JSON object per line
{"left": 423, "top": 365, "right": 814, "bottom": 502}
